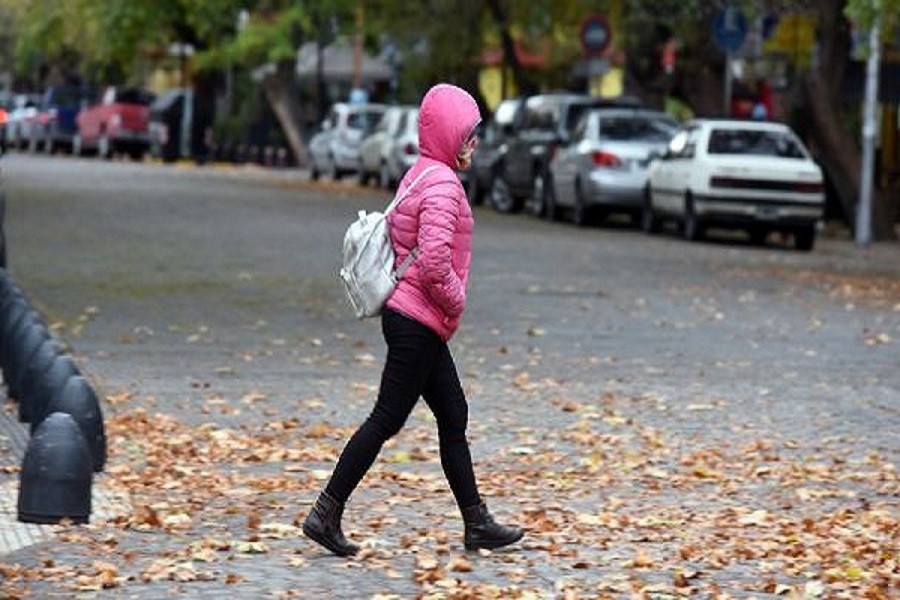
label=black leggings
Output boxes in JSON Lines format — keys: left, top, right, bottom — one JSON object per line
{"left": 325, "top": 308, "right": 481, "bottom": 510}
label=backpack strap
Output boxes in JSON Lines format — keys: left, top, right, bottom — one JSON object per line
{"left": 393, "top": 247, "right": 419, "bottom": 281}
{"left": 385, "top": 165, "right": 438, "bottom": 280}
{"left": 383, "top": 165, "right": 439, "bottom": 215}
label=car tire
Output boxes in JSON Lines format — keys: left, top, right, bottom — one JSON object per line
{"left": 489, "top": 174, "right": 524, "bottom": 214}
{"left": 794, "top": 225, "right": 816, "bottom": 251}
{"left": 683, "top": 193, "right": 703, "bottom": 241}
{"left": 641, "top": 186, "right": 661, "bottom": 234}
{"left": 572, "top": 181, "right": 592, "bottom": 227}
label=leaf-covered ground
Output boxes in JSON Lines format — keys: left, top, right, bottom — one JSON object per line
{"left": 1, "top": 158, "right": 897, "bottom": 598}
{"left": 2, "top": 379, "right": 896, "bottom": 598}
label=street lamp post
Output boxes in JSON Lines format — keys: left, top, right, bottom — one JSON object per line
{"left": 856, "top": 9, "right": 881, "bottom": 249}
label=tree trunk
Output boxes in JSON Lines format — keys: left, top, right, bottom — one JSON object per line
{"left": 261, "top": 61, "right": 309, "bottom": 168}
{"left": 486, "top": 0, "right": 537, "bottom": 96}
{"left": 801, "top": 0, "right": 895, "bottom": 240}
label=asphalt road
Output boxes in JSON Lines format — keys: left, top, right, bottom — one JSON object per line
{"left": 0, "top": 153, "right": 898, "bottom": 597}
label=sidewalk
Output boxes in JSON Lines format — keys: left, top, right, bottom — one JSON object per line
{"left": 0, "top": 403, "right": 127, "bottom": 556}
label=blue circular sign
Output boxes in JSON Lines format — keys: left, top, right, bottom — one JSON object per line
{"left": 581, "top": 15, "right": 611, "bottom": 56}
{"left": 712, "top": 8, "right": 747, "bottom": 53}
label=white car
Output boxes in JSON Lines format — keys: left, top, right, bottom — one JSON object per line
{"left": 308, "top": 102, "right": 386, "bottom": 181}
{"left": 381, "top": 107, "right": 419, "bottom": 189}
{"left": 644, "top": 119, "right": 825, "bottom": 250}
{"left": 357, "top": 105, "right": 414, "bottom": 188}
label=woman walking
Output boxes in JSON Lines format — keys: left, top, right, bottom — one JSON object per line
{"left": 303, "top": 83, "right": 523, "bottom": 557}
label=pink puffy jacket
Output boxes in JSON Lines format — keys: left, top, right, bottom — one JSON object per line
{"left": 385, "top": 84, "right": 481, "bottom": 341}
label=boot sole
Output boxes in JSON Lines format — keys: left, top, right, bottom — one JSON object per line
{"left": 464, "top": 530, "right": 524, "bottom": 551}
{"left": 302, "top": 522, "right": 358, "bottom": 557}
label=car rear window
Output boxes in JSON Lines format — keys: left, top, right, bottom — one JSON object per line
{"left": 707, "top": 129, "right": 806, "bottom": 158}
{"left": 348, "top": 110, "right": 384, "bottom": 133}
{"left": 596, "top": 115, "right": 675, "bottom": 141}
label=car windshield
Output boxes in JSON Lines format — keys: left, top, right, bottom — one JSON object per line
{"left": 707, "top": 129, "right": 806, "bottom": 158}
{"left": 596, "top": 115, "right": 676, "bottom": 141}
{"left": 348, "top": 110, "right": 384, "bottom": 133}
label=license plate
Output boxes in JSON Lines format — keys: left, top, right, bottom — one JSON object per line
{"left": 756, "top": 206, "right": 779, "bottom": 220}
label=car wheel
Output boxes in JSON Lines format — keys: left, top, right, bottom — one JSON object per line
{"left": 683, "top": 193, "right": 703, "bottom": 241}
{"left": 572, "top": 181, "right": 592, "bottom": 227}
{"left": 641, "top": 185, "right": 661, "bottom": 234}
{"left": 531, "top": 172, "right": 547, "bottom": 217}
{"left": 489, "top": 175, "right": 523, "bottom": 214}
{"left": 794, "top": 225, "right": 816, "bottom": 251}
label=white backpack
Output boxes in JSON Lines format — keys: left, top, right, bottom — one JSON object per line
{"left": 339, "top": 166, "right": 437, "bottom": 319}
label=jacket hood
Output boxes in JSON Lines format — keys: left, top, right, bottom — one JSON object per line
{"left": 417, "top": 83, "right": 481, "bottom": 167}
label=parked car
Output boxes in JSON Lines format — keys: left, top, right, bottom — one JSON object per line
{"left": 148, "top": 88, "right": 216, "bottom": 164}
{"left": 464, "top": 98, "right": 518, "bottom": 206}
{"left": 308, "top": 102, "right": 386, "bottom": 181}
{"left": 544, "top": 108, "right": 678, "bottom": 225}
{"left": 487, "top": 93, "right": 642, "bottom": 215}
{"left": 74, "top": 87, "right": 155, "bottom": 159}
{"left": 644, "top": 119, "right": 825, "bottom": 250}
{"left": 3, "top": 94, "right": 40, "bottom": 150}
{"left": 358, "top": 105, "right": 411, "bottom": 187}
{"left": 381, "top": 107, "right": 419, "bottom": 189}
{"left": 29, "top": 84, "right": 94, "bottom": 154}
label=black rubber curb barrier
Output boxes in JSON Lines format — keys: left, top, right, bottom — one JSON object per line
{"left": 0, "top": 266, "right": 107, "bottom": 524}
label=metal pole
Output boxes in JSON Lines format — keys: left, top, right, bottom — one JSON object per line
{"left": 856, "top": 11, "right": 881, "bottom": 248}
{"left": 724, "top": 50, "right": 733, "bottom": 116}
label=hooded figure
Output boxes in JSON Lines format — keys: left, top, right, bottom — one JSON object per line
{"left": 386, "top": 83, "right": 481, "bottom": 341}
{"left": 302, "top": 83, "right": 523, "bottom": 557}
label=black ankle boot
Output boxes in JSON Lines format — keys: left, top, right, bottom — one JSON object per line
{"left": 462, "top": 502, "right": 523, "bottom": 551}
{"left": 302, "top": 491, "right": 359, "bottom": 557}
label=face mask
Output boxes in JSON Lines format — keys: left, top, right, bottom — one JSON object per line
{"left": 455, "top": 133, "right": 478, "bottom": 169}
